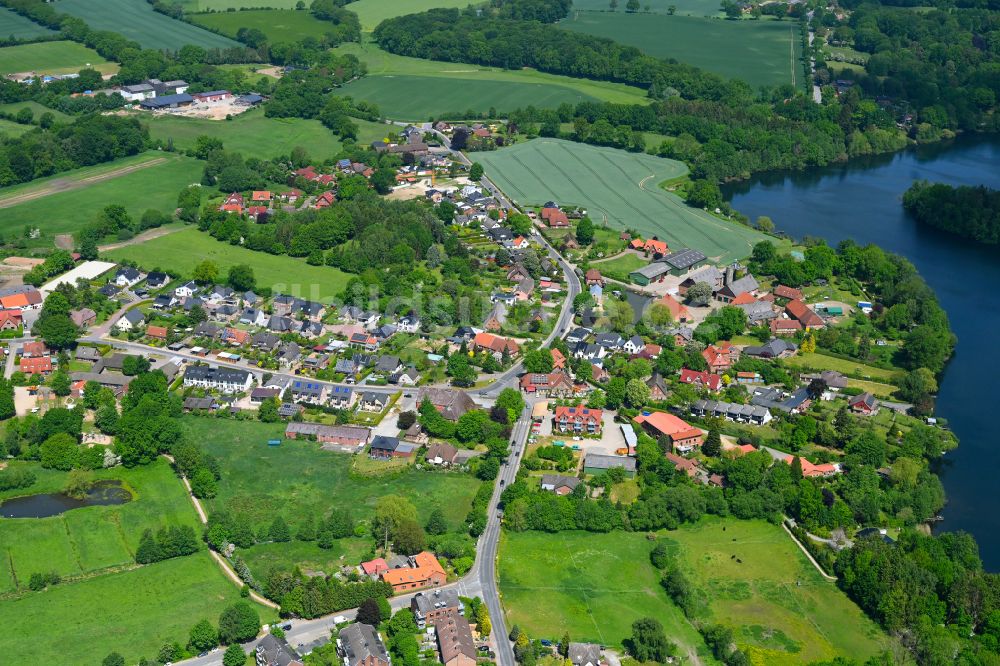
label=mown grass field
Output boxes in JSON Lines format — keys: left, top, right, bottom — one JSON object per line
{"left": 54, "top": 0, "right": 240, "bottom": 50}
{"left": 661, "top": 518, "right": 891, "bottom": 663}
{"left": 332, "top": 42, "right": 650, "bottom": 116}
{"left": 782, "top": 351, "right": 903, "bottom": 383}
{"left": 107, "top": 228, "right": 353, "bottom": 301}
{"left": 562, "top": 12, "right": 802, "bottom": 89}
{"left": 0, "top": 152, "right": 202, "bottom": 248}
{"left": 190, "top": 418, "right": 482, "bottom": 534}
{"left": 190, "top": 8, "right": 338, "bottom": 43}
{"left": 350, "top": 0, "right": 476, "bottom": 31}
{"left": 590, "top": 252, "right": 647, "bottom": 280}
{"left": 500, "top": 520, "right": 890, "bottom": 663}
{"left": 0, "top": 459, "right": 201, "bottom": 593}
{"left": 0, "top": 40, "right": 116, "bottom": 76}
{"left": 477, "top": 139, "right": 766, "bottom": 264}
{"left": 0, "top": 7, "right": 58, "bottom": 39}
{"left": 499, "top": 530, "right": 710, "bottom": 656}
{"left": 0, "top": 100, "right": 73, "bottom": 122}
{"left": 570, "top": 0, "right": 721, "bottom": 16}
{"left": 0, "top": 552, "right": 275, "bottom": 666}
{"left": 189, "top": 0, "right": 302, "bottom": 8}
{"left": 144, "top": 109, "right": 387, "bottom": 160}
{"left": 0, "top": 118, "right": 31, "bottom": 138}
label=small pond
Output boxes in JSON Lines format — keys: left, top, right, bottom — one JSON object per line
{"left": 0, "top": 480, "right": 131, "bottom": 519}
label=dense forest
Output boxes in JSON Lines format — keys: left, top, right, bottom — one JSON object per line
{"left": 903, "top": 181, "right": 1000, "bottom": 245}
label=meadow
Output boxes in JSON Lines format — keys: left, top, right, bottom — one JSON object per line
{"left": 499, "top": 519, "right": 890, "bottom": 663}
{"left": 590, "top": 252, "right": 648, "bottom": 281}
{"left": 107, "top": 228, "right": 354, "bottom": 301}
{"left": 0, "top": 7, "right": 57, "bottom": 40}
{"left": 0, "top": 118, "right": 30, "bottom": 138}
{"left": 189, "top": 0, "right": 302, "bottom": 8}
{"left": 0, "top": 552, "right": 275, "bottom": 666}
{"left": 0, "top": 152, "right": 202, "bottom": 248}
{"left": 0, "top": 40, "right": 116, "bottom": 76}
{"left": 240, "top": 538, "right": 372, "bottom": 581}
{"left": 0, "top": 100, "right": 73, "bottom": 122}
{"left": 781, "top": 351, "right": 903, "bottom": 383}
{"left": 189, "top": 418, "right": 483, "bottom": 535}
{"left": 499, "top": 530, "right": 710, "bottom": 657}
{"left": 661, "top": 518, "right": 890, "bottom": 663}
{"left": 144, "top": 108, "right": 388, "bottom": 160}
{"left": 562, "top": 12, "right": 802, "bottom": 90}
{"left": 190, "top": 8, "right": 338, "bottom": 43}
{"left": 332, "top": 42, "right": 651, "bottom": 116}
{"left": 350, "top": 0, "right": 477, "bottom": 31}
{"left": 476, "top": 139, "right": 767, "bottom": 264}
{"left": 54, "top": 0, "right": 240, "bottom": 50}
{"left": 0, "top": 459, "right": 201, "bottom": 593}
{"left": 570, "top": 0, "right": 721, "bottom": 16}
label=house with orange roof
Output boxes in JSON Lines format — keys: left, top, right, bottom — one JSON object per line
{"left": 20, "top": 356, "right": 52, "bottom": 375}
{"left": 772, "top": 285, "right": 803, "bottom": 301}
{"left": 731, "top": 291, "right": 756, "bottom": 306}
{"left": 0, "top": 291, "right": 41, "bottom": 310}
{"left": 381, "top": 551, "right": 447, "bottom": 593}
{"left": 360, "top": 557, "right": 389, "bottom": 578}
{"left": 643, "top": 238, "right": 668, "bottom": 256}
{"left": 785, "top": 299, "right": 825, "bottom": 329}
{"left": 551, "top": 348, "right": 566, "bottom": 369}
{"left": 219, "top": 192, "right": 244, "bottom": 214}
{"left": 0, "top": 310, "right": 22, "bottom": 331}
{"left": 679, "top": 368, "right": 722, "bottom": 391}
{"left": 654, "top": 293, "right": 690, "bottom": 323}
{"left": 585, "top": 269, "right": 604, "bottom": 286}
{"left": 21, "top": 341, "right": 47, "bottom": 357}
{"left": 633, "top": 411, "right": 703, "bottom": 451}
{"left": 146, "top": 325, "right": 168, "bottom": 341}
{"left": 221, "top": 327, "right": 250, "bottom": 346}
{"left": 553, "top": 405, "right": 603, "bottom": 434}
{"left": 541, "top": 207, "right": 569, "bottom": 227}
{"left": 702, "top": 342, "right": 738, "bottom": 373}
{"left": 770, "top": 319, "right": 802, "bottom": 336}
{"left": 472, "top": 332, "right": 520, "bottom": 360}
{"left": 251, "top": 190, "right": 272, "bottom": 202}
{"left": 315, "top": 191, "right": 336, "bottom": 209}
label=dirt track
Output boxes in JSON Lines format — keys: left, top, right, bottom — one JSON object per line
{"left": 98, "top": 225, "right": 183, "bottom": 252}
{"left": 0, "top": 157, "right": 169, "bottom": 210}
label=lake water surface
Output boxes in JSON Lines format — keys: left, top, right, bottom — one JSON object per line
{"left": 722, "top": 136, "right": 1000, "bottom": 569}
{"left": 0, "top": 480, "right": 131, "bottom": 519}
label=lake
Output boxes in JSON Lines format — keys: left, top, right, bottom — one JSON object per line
{"left": 0, "top": 480, "right": 131, "bottom": 519}
{"left": 722, "top": 136, "right": 1000, "bottom": 569}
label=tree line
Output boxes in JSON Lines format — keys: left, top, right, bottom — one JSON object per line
{"left": 903, "top": 180, "right": 1000, "bottom": 245}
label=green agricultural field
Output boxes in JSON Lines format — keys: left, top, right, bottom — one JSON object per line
{"left": 189, "top": 417, "right": 483, "bottom": 534}
{"left": 563, "top": 12, "right": 802, "bottom": 89}
{"left": 0, "top": 459, "right": 201, "bottom": 593}
{"left": 661, "top": 518, "right": 891, "bottom": 663}
{"left": 339, "top": 75, "right": 605, "bottom": 121}
{"left": 350, "top": 0, "right": 477, "bottom": 31}
{"left": 0, "top": 152, "right": 202, "bottom": 248}
{"left": 144, "top": 108, "right": 387, "bottom": 160}
{"left": 499, "top": 530, "right": 710, "bottom": 656}
{"left": 570, "top": 0, "right": 722, "bottom": 16}
{"left": 500, "top": 520, "right": 890, "bottom": 663}
{"left": 0, "top": 552, "right": 275, "bottom": 666}
{"left": 107, "top": 228, "right": 353, "bottom": 301}
{"left": 477, "top": 139, "right": 766, "bottom": 264}
{"left": 332, "top": 42, "right": 650, "bottom": 114}
{"left": 54, "top": 0, "right": 240, "bottom": 50}
{"left": 193, "top": 0, "right": 302, "bottom": 8}
{"left": 190, "top": 8, "right": 337, "bottom": 43}
{"left": 0, "top": 40, "right": 116, "bottom": 76}
{"left": 0, "top": 7, "right": 58, "bottom": 39}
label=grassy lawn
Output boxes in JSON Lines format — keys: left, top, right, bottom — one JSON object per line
{"left": 782, "top": 352, "right": 903, "bottom": 383}
{"left": 351, "top": 0, "right": 484, "bottom": 32}
{"left": 500, "top": 519, "right": 891, "bottom": 663}
{"left": 333, "top": 42, "right": 651, "bottom": 110}
{"left": 0, "top": 40, "right": 117, "bottom": 76}
{"left": 661, "top": 518, "right": 891, "bottom": 663}
{"left": 0, "top": 7, "right": 58, "bottom": 40}
{"left": 571, "top": 0, "right": 722, "bottom": 16}
{"left": 0, "top": 100, "right": 73, "bottom": 122}
{"left": 477, "top": 139, "right": 767, "bottom": 264}
{"left": 190, "top": 8, "right": 338, "bottom": 42}
{"left": 0, "top": 552, "right": 276, "bottom": 666}
{"left": 0, "top": 118, "right": 31, "bottom": 138}
{"left": 240, "top": 538, "right": 372, "bottom": 580}
{"left": 0, "top": 152, "right": 202, "bottom": 248}
{"left": 499, "top": 530, "right": 710, "bottom": 656}
{"left": 592, "top": 252, "right": 647, "bottom": 280}
{"left": 562, "top": 12, "right": 803, "bottom": 90}
{"left": 188, "top": 417, "right": 483, "bottom": 533}
{"left": 143, "top": 109, "right": 387, "bottom": 160}
{"left": 107, "top": 228, "right": 353, "bottom": 302}
{"left": 54, "top": 0, "right": 240, "bottom": 50}
{"left": 0, "top": 459, "right": 201, "bottom": 593}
